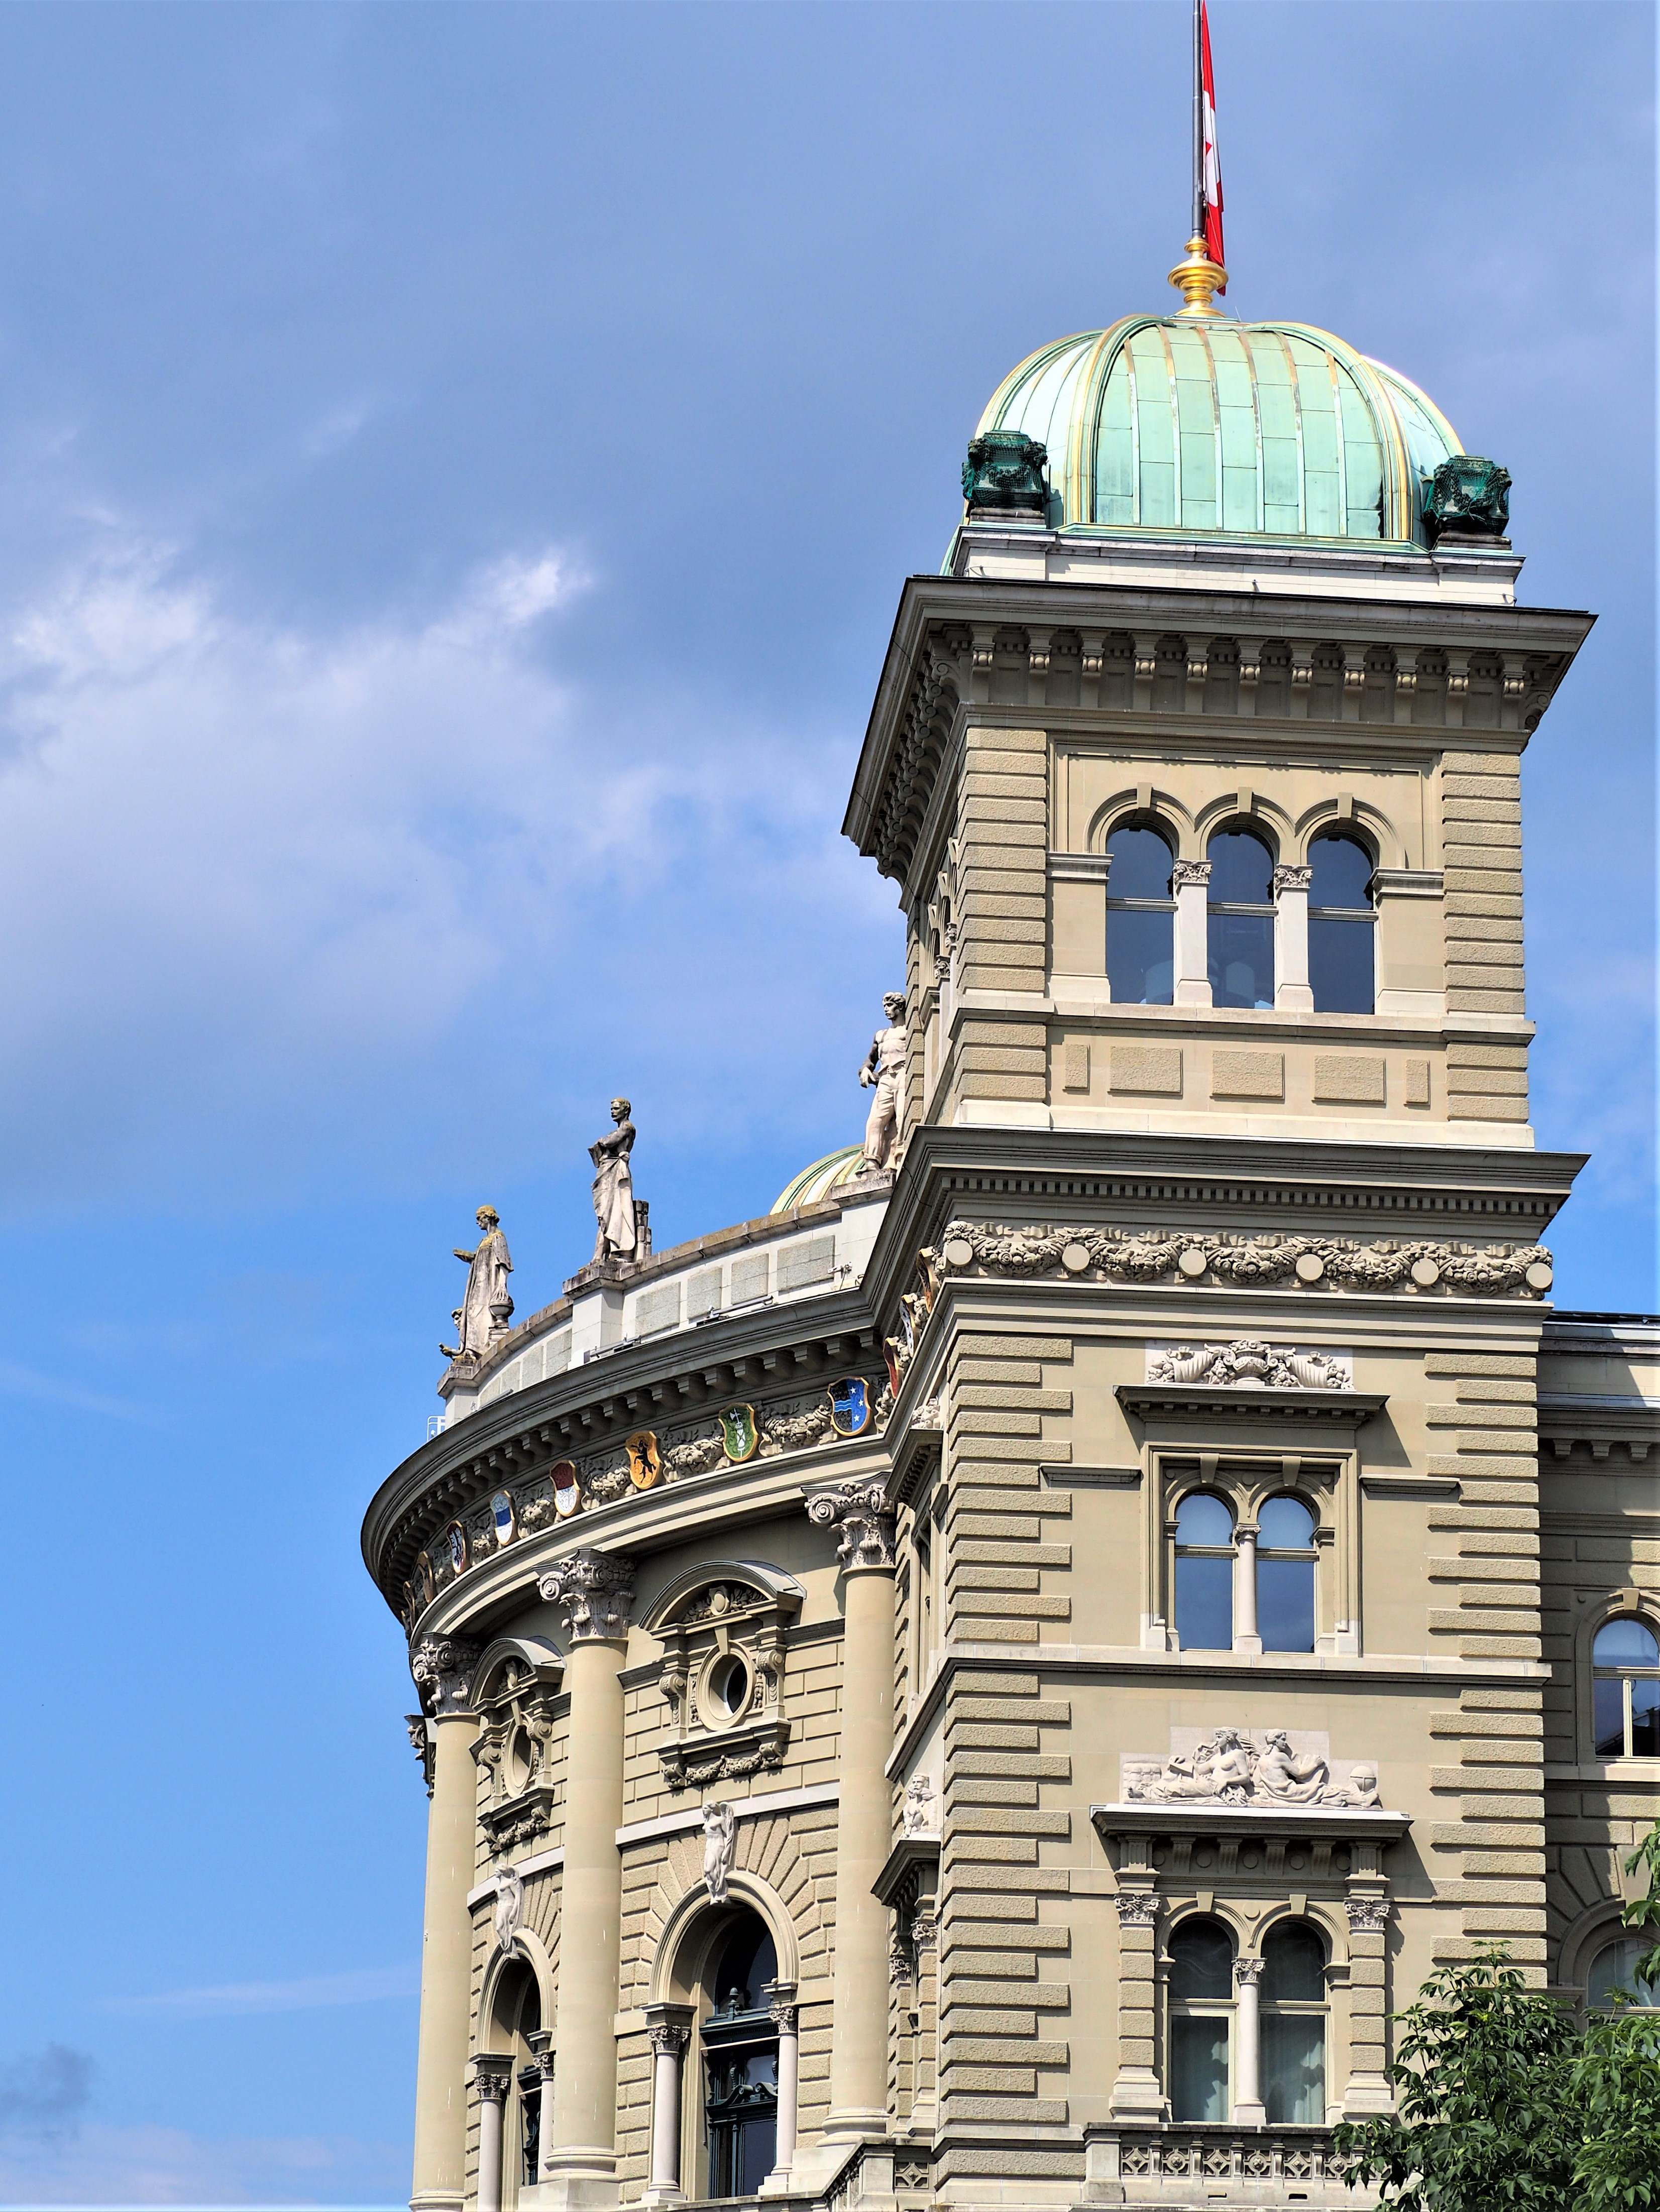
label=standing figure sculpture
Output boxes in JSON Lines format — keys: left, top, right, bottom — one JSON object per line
{"left": 441, "top": 1206, "right": 513, "bottom": 1360}
{"left": 858, "top": 991, "right": 907, "bottom": 1173}
{"left": 591, "top": 1097, "right": 647, "bottom": 1263}
{"left": 702, "top": 1800, "right": 737, "bottom": 1905}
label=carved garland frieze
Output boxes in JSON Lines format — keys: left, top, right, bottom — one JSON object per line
{"left": 1148, "top": 1339, "right": 1351, "bottom": 1389}
{"left": 930, "top": 1221, "right": 1554, "bottom": 1298}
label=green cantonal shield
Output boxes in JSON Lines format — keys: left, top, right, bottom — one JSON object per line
{"left": 719, "top": 1404, "right": 759, "bottom": 1462}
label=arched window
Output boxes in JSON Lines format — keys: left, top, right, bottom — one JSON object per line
{"left": 1206, "top": 829, "right": 1275, "bottom": 1008}
{"left": 703, "top": 1912, "right": 780, "bottom": 2196}
{"left": 1175, "top": 1492, "right": 1234, "bottom": 1651}
{"left": 1261, "top": 1922, "right": 1327, "bottom": 2123}
{"left": 1168, "top": 1917, "right": 1234, "bottom": 2121}
{"left": 1587, "top": 1934, "right": 1660, "bottom": 2011}
{"left": 1592, "top": 1617, "right": 1660, "bottom": 1758}
{"left": 1256, "top": 1495, "right": 1317, "bottom": 1655}
{"left": 1105, "top": 825, "right": 1175, "bottom": 1004}
{"left": 1308, "top": 834, "right": 1376, "bottom": 1013}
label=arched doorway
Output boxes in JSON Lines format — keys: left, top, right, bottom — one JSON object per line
{"left": 700, "top": 1911, "right": 779, "bottom": 2197}
{"left": 486, "top": 1959, "right": 544, "bottom": 2204}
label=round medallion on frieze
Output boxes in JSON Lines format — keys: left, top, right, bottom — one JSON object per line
{"left": 942, "top": 1236, "right": 975, "bottom": 1270}
{"left": 1178, "top": 1247, "right": 1207, "bottom": 1278}
{"left": 1525, "top": 1261, "right": 1554, "bottom": 1293}
{"left": 1295, "top": 1252, "right": 1325, "bottom": 1285}
{"left": 1410, "top": 1258, "right": 1441, "bottom": 1288}
{"left": 1060, "top": 1242, "right": 1090, "bottom": 1275}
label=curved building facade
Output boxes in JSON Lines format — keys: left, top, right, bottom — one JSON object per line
{"left": 363, "top": 261, "right": 1657, "bottom": 2212}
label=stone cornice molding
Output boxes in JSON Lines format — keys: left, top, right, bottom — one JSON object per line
{"left": 537, "top": 1549, "right": 637, "bottom": 1641}
{"left": 931, "top": 1219, "right": 1554, "bottom": 1299}
{"left": 805, "top": 1479, "right": 896, "bottom": 1571}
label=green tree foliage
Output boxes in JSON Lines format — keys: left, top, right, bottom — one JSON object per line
{"left": 1335, "top": 1821, "right": 1660, "bottom": 2212}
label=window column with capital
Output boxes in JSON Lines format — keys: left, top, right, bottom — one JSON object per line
{"left": 536, "top": 1548, "right": 638, "bottom": 2205}
{"left": 763, "top": 1979, "right": 800, "bottom": 2186}
{"left": 474, "top": 2053, "right": 515, "bottom": 2212}
{"left": 1171, "top": 860, "right": 1212, "bottom": 1005}
{"left": 806, "top": 1480, "right": 898, "bottom": 2138}
{"left": 1109, "top": 1868, "right": 1164, "bottom": 2121}
{"left": 409, "top": 1636, "right": 482, "bottom": 2212}
{"left": 1273, "top": 864, "right": 1315, "bottom": 1012}
{"left": 642, "top": 2003, "right": 694, "bottom": 2204}
{"left": 1232, "top": 1957, "right": 1266, "bottom": 2126}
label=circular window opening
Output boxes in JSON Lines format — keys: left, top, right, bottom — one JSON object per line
{"left": 505, "top": 1725, "right": 534, "bottom": 1794}
{"left": 707, "top": 1654, "right": 751, "bottom": 1723}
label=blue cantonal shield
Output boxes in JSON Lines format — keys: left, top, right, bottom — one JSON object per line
{"left": 827, "top": 1376, "right": 871, "bottom": 1437}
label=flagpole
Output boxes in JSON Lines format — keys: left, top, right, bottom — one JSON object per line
{"left": 1191, "top": 0, "right": 1202, "bottom": 240}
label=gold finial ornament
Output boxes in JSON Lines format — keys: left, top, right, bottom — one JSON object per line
{"left": 1168, "top": 234, "right": 1229, "bottom": 317}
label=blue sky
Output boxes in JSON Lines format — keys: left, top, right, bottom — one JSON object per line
{"left": 0, "top": 1, "right": 1650, "bottom": 2201}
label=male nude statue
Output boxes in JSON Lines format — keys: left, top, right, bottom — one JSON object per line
{"left": 858, "top": 991, "right": 907, "bottom": 1173}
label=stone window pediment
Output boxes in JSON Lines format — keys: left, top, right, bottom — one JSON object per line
{"left": 643, "top": 1565, "right": 803, "bottom": 1792}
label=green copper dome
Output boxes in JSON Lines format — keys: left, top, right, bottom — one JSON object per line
{"left": 974, "top": 315, "right": 1462, "bottom": 547}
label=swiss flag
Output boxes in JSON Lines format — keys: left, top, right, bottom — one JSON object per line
{"left": 1200, "top": 1, "right": 1226, "bottom": 286}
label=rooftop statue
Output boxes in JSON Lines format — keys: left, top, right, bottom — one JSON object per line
{"left": 441, "top": 1206, "right": 512, "bottom": 1361}
{"left": 858, "top": 992, "right": 907, "bottom": 1174}
{"left": 591, "top": 1097, "right": 645, "bottom": 1264}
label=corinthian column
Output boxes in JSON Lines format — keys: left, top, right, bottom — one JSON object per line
{"left": 408, "top": 1637, "right": 482, "bottom": 2212}
{"left": 806, "top": 1481, "right": 897, "bottom": 2138}
{"left": 474, "top": 2052, "right": 515, "bottom": 2212}
{"left": 1233, "top": 1956, "right": 1266, "bottom": 2127}
{"left": 538, "top": 1549, "right": 636, "bottom": 2208}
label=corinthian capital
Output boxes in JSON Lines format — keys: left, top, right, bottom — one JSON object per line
{"left": 410, "top": 1635, "right": 482, "bottom": 1717}
{"left": 537, "top": 1548, "right": 637, "bottom": 1641}
{"left": 1272, "top": 864, "right": 1313, "bottom": 896}
{"left": 1170, "top": 859, "right": 1211, "bottom": 890}
{"left": 806, "top": 1479, "right": 896, "bottom": 1571}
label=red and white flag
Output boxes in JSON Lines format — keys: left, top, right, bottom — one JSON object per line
{"left": 1199, "top": 0, "right": 1226, "bottom": 284}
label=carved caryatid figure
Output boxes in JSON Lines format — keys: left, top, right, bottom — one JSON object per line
{"left": 442, "top": 1207, "right": 512, "bottom": 1360}
{"left": 591, "top": 1098, "right": 643, "bottom": 1263}
{"left": 702, "top": 1800, "right": 737, "bottom": 1904}
{"left": 858, "top": 992, "right": 907, "bottom": 1173}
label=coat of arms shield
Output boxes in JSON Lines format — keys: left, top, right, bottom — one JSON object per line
{"left": 444, "top": 1521, "right": 468, "bottom": 1576}
{"left": 551, "top": 1459, "right": 581, "bottom": 1517}
{"left": 827, "top": 1376, "right": 871, "bottom": 1437}
{"left": 490, "top": 1489, "right": 516, "bottom": 1546}
{"left": 626, "top": 1430, "right": 662, "bottom": 1489}
{"left": 718, "top": 1404, "right": 759, "bottom": 1462}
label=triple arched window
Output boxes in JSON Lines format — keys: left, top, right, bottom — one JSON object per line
{"left": 1102, "top": 817, "right": 1377, "bottom": 1013}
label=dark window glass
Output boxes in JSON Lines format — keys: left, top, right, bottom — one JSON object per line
{"left": 1257, "top": 1494, "right": 1316, "bottom": 1655}
{"left": 1589, "top": 1936, "right": 1660, "bottom": 2010}
{"left": 1207, "top": 830, "right": 1275, "bottom": 902}
{"left": 1171, "top": 2016, "right": 1229, "bottom": 2122}
{"left": 1309, "top": 834, "right": 1375, "bottom": 1014}
{"left": 1170, "top": 1918, "right": 1234, "bottom": 2001}
{"left": 1309, "top": 834, "right": 1373, "bottom": 907}
{"left": 1595, "top": 1619, "right": 1660, "bottom": 1666}
{"left": 1176, "top": 1493, "right": 1234, "bottom": 1545}
{"left": 1634, "top": 1676, "right": 1660, "bottom": 1757}
{"left": 1107, "top": 905, "right": 1174, "bottom": 1005}
{"left": 1106, "top": 826, "right": 1174, "bottom": 1005}
{"left": 1263, "top": 2014, "right": 1325, "bottom": 2124}
{"left": 1106, "top": 825, "right": 1175, "bottom": 899}
{"left": 1175, "top": 1492, "right": 1234, "bottom": 1651}
{"left": 1209, "top": 910, "right": 1276, "bottom": 1008}
{"left": 1262, "top": 1923, "right": 1325, "bottom": 2004}
{"left": 1258, "top": 1560, "right": 1315, "bottom": 1654}
{"left": 1207, "top": 831, "right": 1275, "bottom": 1009}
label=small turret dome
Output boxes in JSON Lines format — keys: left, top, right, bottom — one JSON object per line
{"left": 771, "top": 1145, "right": 866, "bottom": 1215}
{"left": 970, "top": 314, "right": 1462, "bottom": 549}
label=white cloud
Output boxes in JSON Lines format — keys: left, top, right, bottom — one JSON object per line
{"left": 101, "top": 1966, "right": 417, "bottom": 2021}
{"left": 0, "top": 522, "right": 892, "bottom": 1220}
{"left": 0, "top": 2118, "right": 404, "bottom": 2202}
